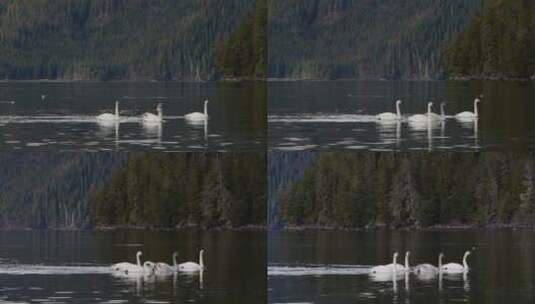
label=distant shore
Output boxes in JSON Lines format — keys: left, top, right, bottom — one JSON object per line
{"left": 272, "top": 223, "right": 535, "bottom": 232}
{"left": 0, "top": 224, "right": 267, "bottom": 232}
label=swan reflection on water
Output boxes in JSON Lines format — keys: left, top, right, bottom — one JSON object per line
{"left": 111, "top": 268, "right": 204, "bottom": 294}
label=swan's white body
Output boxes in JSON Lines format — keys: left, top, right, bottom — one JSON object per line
{"left": 376, "top": 100, "right": 402, "bottom": 121}
{"left": 456, "top": 98, "right": 481, "bottom": 120}
{"left": 111, "top": 251, "right": 155, "bottom": 274}
{"left": 185, "top": 100, "right": 209, "bottom": 121}
{"left": 441, "top": 251, "right": 470, "bottom": 274}
{"left": 178, "top": 249, "right": 204, "bottom": 272}
{"left": 155, "top": 252, "right": 178, "bottom": 275}
{"left": 142, "top": 103, "right": 163, "bottom": 123}
{"left": 369, "top": 252, "right": 405, "bottom": 274}
{"left": 414, "top": 253, "right": 443, "bottom": 278}
{"left": 97, "top": 101, "right": 120, "bottom": 121}
{"left": 409, "top": 102, "right": 433, "bottom": 122}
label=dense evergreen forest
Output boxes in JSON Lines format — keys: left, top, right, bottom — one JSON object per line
{"left": 268, "top": 0, "right": 480, "bottom": 79}
{"left": 215, "top": 0, "right": 267, "bottom": 79}
{"left": 0, "top": 0, "right": 255, "bottom": 80}
{"left": 444, "top": 0, "right": 535, "bottom": 80}
{"left": 274, "top": 152, "right": 535, "bottom": 229}
{"left": 0, "top": 153, "right": 266, "bottom": 229}
{"left": 0, "top": 153, "right": 126, "bottom": 229}
{"left": 91, "top": 153, "right": 266, "bottom": 229}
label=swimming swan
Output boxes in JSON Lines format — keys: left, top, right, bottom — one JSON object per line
{"left": 142, "top": 103, "right": 163, "bottom": 123}
{"left": 441, "top": 251, "right": 470, "bottom": 273}
{"left": 178, "top": 249, "right": 205, "bottom": 272}
{"left": 409, "top": 102, "right": 433, "bottom": 122}
{"left": 414, "top": 253, "right": 443, "bottom": 277}
{"left": 369, "top": 252, "right": 405, "bottom": 274}
{"left": 455, "top": 98, "right": 481, "bottom": 120}
{"left": 97, "top": 101, "right": 120, "bottom": 121}
{"left": 155, "top": 252, "right": 178, "bottom": 274}
{"left": 111, "top": 251, "right": 155, "bottom": 274}
{"left": 376, "top": 100, "right": 402, "bottom": 121}
{"left": 185, "top": 100, "right": 209, "bottom": 121}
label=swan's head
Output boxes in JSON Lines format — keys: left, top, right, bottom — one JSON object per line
{"left": 428, "top": 102, "right": 433, "bottom": 106}
{"left": 475, "top": 98, "right": 481, "bottom": 103}
{"left": 405, "top": 251, "right": 410, "bottom": 257}
{"left": 204, "top": 100, "right": 209, "bottom": 105}
{"left": 464, "top": 251, "right": 471, "bottom": 258}
{"left": 393, "top": 252, "right": 398, "bottom": 259}
{"left": 172, "top": 251, "right": 178, "bottom": 259}
{"left": 441, "top": 102, "right": 446, "bottom": 106}
{"left": 200, "top": 249, "right": 205, "bottom": 256}
{"left": 439, "top": 252, "right": 444, "bottom": 259}
{"left": 396, "top": 100, "right": 402, "bottom": 105}
{"left": 136, "top": 251, "right": 142, "bottom": 258}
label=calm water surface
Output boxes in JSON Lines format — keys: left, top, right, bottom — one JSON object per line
{"left": 268, "top": 230, "right": 535, "bottom": 304}
{"left": 0, "top": 82, "right": 266, "bottom": 151}
{"left": 0, "top": 230, "right": 266, "bottom": 303}
{"left": 269, "top": 81, "right": 535, "bottom": 151}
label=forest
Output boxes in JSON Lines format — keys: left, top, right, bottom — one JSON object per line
{"left": 274, "top": 152, "right": 535, "bottom": 229}
{"left": 91, "top": 153, "right": 266, "bottom": 229}
{"left": 444, "top": 0, "right": 535, "bottom": 79}
{"left": 0, "top": 0, "right": 256, "bottom": 80}
{"left": 268, "top": 0, "right": 480, "bottom": 80}
{"left": 0, "top": 153, "right": 266, "bottom": 230}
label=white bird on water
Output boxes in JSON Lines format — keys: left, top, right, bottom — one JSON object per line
{"left": 178, "top": 249, "right": 205, "bottom": 272}
{"left": 376, "top": 100, "right": 402, "bottom": 121}
{"left": 441, "top": 251, "right": 471, "bottom": 274}
{"left": 456, "top": 98, "right": 481, "bottom": 120}
{"left": 97, "top": 100, "right": 120, "bottom": 121}
{"left": 142, "top": 103, "right": 163, "bottom": 123}
{"left": 185, "top": 100, "right": 209, "bottom": 121}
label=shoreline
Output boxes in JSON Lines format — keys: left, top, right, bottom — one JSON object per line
{"left": 271, "top": 223, "right": 535, "bottom": 232}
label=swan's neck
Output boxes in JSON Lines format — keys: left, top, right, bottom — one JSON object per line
{"left": 396, "top": 102, "right": 401, "bottom": 117}
{"left": 203, "top": 102, "right": 208, "bottom": 116}
{"left": 474, "top": 100, "right": 478, "bottom": 117}
{"left": 136, "top": 253, "right": 141, "bottom": 267}
{"left": 405, "top": 254, "right": 409, "bottom": 269}
{"left": 427, "top": 104, "right": 432, "bottom": 117}
{"left": 173, "top": 254, "right": 177, "bottom": 267}
{"left": 115, "top": 103, "right": 119, "bottom": 118}
{"left": 438, "top": 255, "right": 443, "bottom": 270}
{"left": 441, "top": 104, "right": 445, "bottom": 117}
{"left": 158, "top": 107, "right": 162, "bottom": 120}
{"left": 199, "top": 251, "right": 204, "bottom": 268}
{"left": 463, "top": 253, "right": 468, "bottom": 269}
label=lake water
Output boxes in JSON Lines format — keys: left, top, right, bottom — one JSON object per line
{"left": 268, "top": 230, "right": 535, "bottom": 304}
{"left": 268, "top": 81, "right": 535, "bottom": 151}
{"left": 0, "top": 82, "right": 266, "bottom": 151}
{"left": 0, "top": 230, "right": 266, "bottom": 303}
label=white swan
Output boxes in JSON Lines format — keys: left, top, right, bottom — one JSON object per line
{"left": 142, "top": 103, "right": 163, "bottom": 123}
{"left": 155, "top": 252, "right": 178, "bottom": 274}
{"left": 414, "top": 253, "right": 443, "bottom": 278}
{"left": 185, "top": 100, "right": 209, "bottom": 121}
{"left": 178, "top": 249, "right": 205, "bottom": 272}
{"left": 97, "top": 101, "right": 120, "bottom": 121}
{"left": 409, "top": 102, "right": 433, "bottom": 122}
{"left": 111, "top": 251, "right": 155, "bottom": 274}
{"left": 456, "top": 98, "right": 481, "bottom": 120}
{"left": 369, "top": 252, "right": 405, "bottom": 274}
{"left": 441, "top": 251, "right": 470, "bottom": 273}
{"left": 376, "top": 100, "right": 402, "bottom": 121}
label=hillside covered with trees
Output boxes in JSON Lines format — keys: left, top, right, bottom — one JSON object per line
{"left": 0, "top": 0, "right": 255, "bottom": 80}
{"left": 268, "top": 0, "right": 480, "bottom": 79}
{"left": 444, "top": 0, "right": 535, "bottom": 80}
{"left": 0, "top": 153, "right": 266, "bottom": 229}
{"left": 274, "top": 152, "right": 535, "bottom": 229}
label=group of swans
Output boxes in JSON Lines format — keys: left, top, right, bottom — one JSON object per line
{"left": 376, "top": 98, "right": 481, "bottom": 123}
{"left": 111, "top": 249, "right": 205, "bottom": 276}
{"left": 96, "top": 100, "right": 209, "bottom": 124}
{"left": 370, "top": 250, "right": 471, "bottom": 277}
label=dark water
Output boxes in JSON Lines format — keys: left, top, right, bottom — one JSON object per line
{"left": 269, "top": 81, "right": 535, "bottom": 151}
{"left": 0, "top": 82, "right": 266, "bottom": 151}
{"left": 268, "top": 230, "right": 535, "bottom": 304}
{"left": 0, "top": 230, "right": 266, "bottom": 303}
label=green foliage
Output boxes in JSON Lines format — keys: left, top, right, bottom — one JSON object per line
{"left": 444, "top": 0, "right": 535, "bottom": 79}
{"left": 0, "top": 0, "right": 254, "bottom": 80}
{"left": 269, "top": 0, "right": 480, "bottom": 79}
{"left": 215, "top": 0, "right": 267, "bottom": 79}
{"left": 90, "top": 153, "right": 266, "bottom": 229}
{"left": 278, "top": 152, "right": 535, "bottom": 229}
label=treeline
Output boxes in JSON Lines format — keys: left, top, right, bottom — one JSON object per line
{"left": 0, "top": 0, "right": 254, "bottom": 80}
{"left": 444, "top": 0, "right": 535, "bottom": 79}
{"left": 0, "top": 153, "right": 126, "bottom": 229}
{"left": 268, "top": 0, "right": 480, "bottom": 80}
{"left": 277, "top": 152, "right": 535, "bottom": 229}
{"left": 215, "top": 0, "right": 267, "bottom": 79}
{"left": 91, "top": 153, "right": 266, "bottom": 229}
